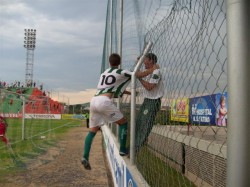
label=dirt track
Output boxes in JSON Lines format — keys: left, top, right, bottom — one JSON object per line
{"left": 2, "top": 126, "right": 113, "bottom": 187}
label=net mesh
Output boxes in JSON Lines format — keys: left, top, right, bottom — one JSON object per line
{"left": 0, "top": 87, "right": 76, "bottom": 170}
{"left": 103, "top": 0, "right": 227, "bottom": 186}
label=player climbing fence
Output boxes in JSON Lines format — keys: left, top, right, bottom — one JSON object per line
{"left": 102, "top": 0, "right": 232, "bottom": 186}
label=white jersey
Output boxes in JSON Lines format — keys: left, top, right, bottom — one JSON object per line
{"left": 95, "top": 67, "right": 132, "bottom": 98}
{"left": 142, "top": 69, "right": 164, "bottom": 99}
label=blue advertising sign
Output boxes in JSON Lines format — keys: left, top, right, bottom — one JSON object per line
{"left": 189, "top": 95, "right": 216, "bottom": 125}
{"left": 126, "top": 168, "right": 137, "bottom": 187}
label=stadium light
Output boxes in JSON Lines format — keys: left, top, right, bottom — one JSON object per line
{"left": 23, "top": 28, "right": 37, "bottom": 86}
{"left": 24, "top": 29, "right": 36, "bottom": 49}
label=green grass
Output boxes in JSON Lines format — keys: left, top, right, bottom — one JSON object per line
{"left": 0, "top": 118, "right": 82, "bottom": 177}
{"left": 136, "top": 146, "right": 196, "bottom": 187}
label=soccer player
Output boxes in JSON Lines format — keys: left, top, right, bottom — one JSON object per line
{"left": 0, "top": 116, "right": 8, "bottom": 145}
{"left": 81, "top": 53, "right": 132, "bottom": 170}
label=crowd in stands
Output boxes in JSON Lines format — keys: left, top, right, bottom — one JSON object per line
{"left": 0, "top": 80, "right": 64, "bottom": 114}
{"left": 0, "top": 80, "right": 43, "bottom": 90}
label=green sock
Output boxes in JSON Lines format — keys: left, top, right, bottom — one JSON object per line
{"left": 119, "top": 122, "right": 128, "bottom": 152}
{"left": 83, "top": 132, "right": 96, "bottom": 161}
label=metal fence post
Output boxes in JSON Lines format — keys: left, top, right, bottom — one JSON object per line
{"left": 21, "top": 96, "right": 25, "bottom": 140}
{"left": 226, "top": 0, "right": 250, "bottom": 186}
{"left": 130, "top": 41, "right": 152, "bottom": 164}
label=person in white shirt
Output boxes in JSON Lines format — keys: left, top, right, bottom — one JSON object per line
{"left": 135, "top": 53, "right": 164, "bottom": 151}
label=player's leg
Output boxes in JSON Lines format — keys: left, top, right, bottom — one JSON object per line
{"left": 143, "top": 99, "right": 161, "bottom": 145}
{"left": 135, "top": 100, "right": 147, "bottom": 151}
{"left": 115, "top": 117, "right": 128, "bottom": 156}
{"left": 0, "top": 124, "right": 7, "bottom": 144}
{"left": 101, "top": 98, "right": 128, "bottom": 156}
{"left": 1, "top": 136, "right": 8, "bottom": 144}
{"left": 83, "top": 127, "right": 99, "bottom": 161}
{"left": 82, "top": 126, "right": 99, "bottom": 170}
{"left": 136, "top": 98, "right": 161, "bottom": 150}
{"left": 82, "top": 97, "right": 101, "bottom": 170}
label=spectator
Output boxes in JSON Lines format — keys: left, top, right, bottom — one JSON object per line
{"left": 40, "top": 83, "right": 43, "bottom": 90}
{"left": 9, "top": 99, "right": 13, "bottom": 105}
{"left": 135, "top": 53, "right": 165, "bottom": 151}
{"left": 84, "top": 112, "right": 90, "bottom": 128}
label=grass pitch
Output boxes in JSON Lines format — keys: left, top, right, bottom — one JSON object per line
{"left": 0, "top": 118, "right": 82, "bottom": 175}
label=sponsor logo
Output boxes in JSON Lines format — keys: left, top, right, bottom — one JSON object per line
{"left": 29, "top": 114, "right": 56, "bottom": 119}
{"left": 25, "top": 114, "right": 61, "bottom": 119}
{"left": 128, "top": 179, "right": 133, "bottom": 187}
{"left": 143, "top": 109, "right": 148, "bottom": 115}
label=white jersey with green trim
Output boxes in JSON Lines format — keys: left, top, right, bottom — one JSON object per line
{"left": 95, "top": 67, "right": 132, "bottom": 98}
{"left": 142, "top": 68, "right": 164, "bottom": 99}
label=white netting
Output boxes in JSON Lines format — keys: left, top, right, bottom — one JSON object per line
{"left": 103, "top": 0, "right": 227, "bottom": 186}
{"left": 0, "top": 87, "right": 77, "bottom": 170}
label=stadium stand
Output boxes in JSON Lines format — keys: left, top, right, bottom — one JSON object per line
{"left": 0, "top": 87, "right": 63, "bottom": 115}
{"left": 25, "top": 88, "right": 63, "bottom": 114}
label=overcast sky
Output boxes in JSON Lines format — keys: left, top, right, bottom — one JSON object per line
{"left": 0, "top": 0, "right": 108, "bottom": 104}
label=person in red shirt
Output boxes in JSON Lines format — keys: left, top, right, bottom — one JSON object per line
{"left": 0, "top": 116, "right": 8, "bottom": 144}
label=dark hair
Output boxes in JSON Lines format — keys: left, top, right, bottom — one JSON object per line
{"left": 109, "top": 53, "right": 121, "bottom": 66}
{"left": 145, "top": 53, "right": 157, "bottom": 63}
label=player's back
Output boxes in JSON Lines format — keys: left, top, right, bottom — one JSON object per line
{"left": 97, "top": 68, "right": 131, "bottom": 89}
{"left": 96, "top": 67, "right": 132, "bottom": 98}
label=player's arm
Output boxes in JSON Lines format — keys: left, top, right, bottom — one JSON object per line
{"left": 118, "top": 90, "right": 131, "bottom": 98}
{"left": 135, "top": 64, "right": 160, "bottom": 78}
{"left": 138, "top": 78, "right": 157, "bottom": 91}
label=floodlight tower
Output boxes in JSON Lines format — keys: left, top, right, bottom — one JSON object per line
{"left": 23, "top": 29, "right": 36, "bottom": 86}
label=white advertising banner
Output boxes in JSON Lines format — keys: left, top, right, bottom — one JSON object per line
{"left": 0, "top": 113, "right": 21, "bottom": 118}
{"left": 102, "top": 125, "right": 138, "bottom": 187}
{"left": 25, "top": 114, "right": 61, "bottom": 119}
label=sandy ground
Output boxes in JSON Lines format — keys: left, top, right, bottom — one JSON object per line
{"left": 1, "top": 126, "right": 113, "bottom": 187}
